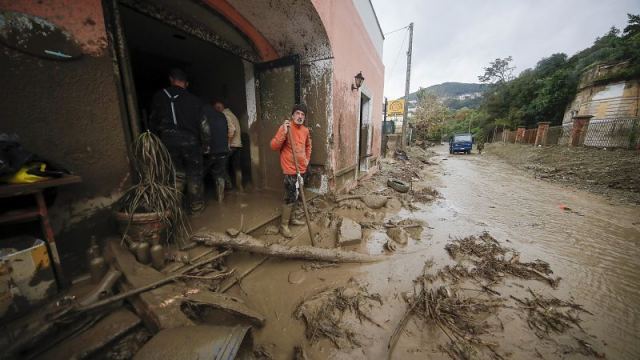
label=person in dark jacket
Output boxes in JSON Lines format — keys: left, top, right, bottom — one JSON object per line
{"left": 202, "top": 103, "right": 231, "bottom": 203}
{"left": 149, "top": 68, "right": 209, "bottom": 214}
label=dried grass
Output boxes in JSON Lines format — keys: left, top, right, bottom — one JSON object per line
{"left": 294, "top": 280, "right": 383, "bottom": 349}
{"left": 118, "top": 131, "right": 190, "bottom": 245}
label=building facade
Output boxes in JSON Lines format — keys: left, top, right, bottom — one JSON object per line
{"left": 0, "top": 0, "right": 384, "bottom": 272}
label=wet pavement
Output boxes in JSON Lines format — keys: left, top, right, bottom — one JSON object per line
{"left": 224, "top": 145, "right": 640, "bottom": 359}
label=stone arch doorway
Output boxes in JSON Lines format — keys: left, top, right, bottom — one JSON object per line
{"left": 106, "top": 0, "right": 332, "bottom": 190}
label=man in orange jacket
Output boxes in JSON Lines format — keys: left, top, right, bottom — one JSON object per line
{"left": 270, "top": 104, "right": 312, "bottom": 238}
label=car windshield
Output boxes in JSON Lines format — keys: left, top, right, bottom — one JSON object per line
{"left": 454, "top": 134, "right": 472, "bottom": 142}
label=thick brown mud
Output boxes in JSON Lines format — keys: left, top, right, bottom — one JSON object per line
{"left": 212, "top": 145, "right": 640, "bottom": 359}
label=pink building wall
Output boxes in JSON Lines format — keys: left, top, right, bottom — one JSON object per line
{"left": 0, "top": 0, "right": 108, "bottom": 56}
{"left": 312, "top": 0, "right": 385, "bottom": 176}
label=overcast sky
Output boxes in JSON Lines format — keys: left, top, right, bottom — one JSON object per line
{"left": 370, "top": 0, "right": 640, "bottom": 99}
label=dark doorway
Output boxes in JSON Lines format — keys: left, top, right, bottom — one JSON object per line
{"left": 116, "top": 4, "right": 251, "bottom": 185}
{"left": 358, "top": 93, "right": 372, "bottom": 173}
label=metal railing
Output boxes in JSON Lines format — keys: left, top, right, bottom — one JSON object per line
{"left": 546, "top": 124, "right": 572, "bottom": 145}
{"left": 583, "top": 118, "right": 640, "bottom": 148}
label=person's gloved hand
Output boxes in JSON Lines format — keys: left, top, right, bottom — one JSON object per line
{"left": 202, "top": 145, "right": 210, "bottom": 155}
{"left": 297, "top": 173, "right": 304, "bottom": 187}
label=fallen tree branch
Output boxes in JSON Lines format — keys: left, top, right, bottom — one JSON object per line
{"left": 192, "top": 232, "right": 384, "bottom": 263}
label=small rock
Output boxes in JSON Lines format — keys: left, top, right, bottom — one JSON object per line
{"left": 264, "top": 225, "right": 279, "bottom": 235}
{"left": 226, "top": 228, "right": 240, "bottom": 237}
{"left": 385, "top": 197, "right": 402, "bottom": 210}
{"left": 387, "top": 227, "right": 408, "bottom": 245}
{"left": 337, "top": 217, "right": 362, "bottom": 246}
{"left": 288, "top": 270, "right": 306, "bottom": 284}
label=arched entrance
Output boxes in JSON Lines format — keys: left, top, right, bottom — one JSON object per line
{"left": 107, "top": 0, "right": 332, "bottom": 191}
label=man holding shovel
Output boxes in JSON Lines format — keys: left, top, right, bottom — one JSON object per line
{"left": 270, "top": 104, "right": 312, "bottom": 238}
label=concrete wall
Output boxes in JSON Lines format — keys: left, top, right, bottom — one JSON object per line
{"left": 0, "top": 1, "right": 130, "bottom": 274}
{"left": 563, "top": 63, "right": 640, "bottom": 123}
{"left": 312, "top": 0, "right": 384, "bottom": 190}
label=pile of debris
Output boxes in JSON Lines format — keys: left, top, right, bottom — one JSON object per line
{"left": 294, "top": 279, "right": 383, "bottom": 349}
{"left": 445, "top": 232, "right": 560, "bottom": 287}
{"left": 388, "top": 232, "right": 604, "bottom": 359}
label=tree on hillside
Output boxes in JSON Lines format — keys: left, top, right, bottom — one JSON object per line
{"left": 623, "top": 13, "right": 640, "bottom": 37}
{"left": 478, "top": 56, "right": 515, "bottom": 84}
{"left": 412, "top": 90, "right": 450, "bottom": 140}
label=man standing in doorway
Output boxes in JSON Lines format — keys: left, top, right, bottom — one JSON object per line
{"left": 270, "top": 104, "right": 312, "bottom": 238}
{"left": 149, "top": 68, "right": 208, "bottom": 214}
{"left": 214, "top": 100, "right": 243, "bottom": 192}
{"left": 203, "top": 102, "right": 232, "bottom": 203}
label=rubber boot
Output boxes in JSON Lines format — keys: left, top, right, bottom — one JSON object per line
{"left": 216, "top": 177, "right": 225, "bottom": 204}
{"left": 290, "top": 203, "right": 306, "bottom": 226}
{"left": 235, "top": 169, "right": 244, "bottom": 193}
{"left": 280, "top": 204, "right": 293, "bottom": 238}
{"left": 187, "top": 178, "right": 204, "bottom": 214}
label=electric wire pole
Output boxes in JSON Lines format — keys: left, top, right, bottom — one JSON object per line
{"left": 400, "top": 22, "right": 414, "bottom": 150}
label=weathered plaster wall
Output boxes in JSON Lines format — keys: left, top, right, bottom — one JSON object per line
{"left": 312, "top": 0, "right": 384, "bottom": 190}
{"left": 563, "top": 63, "right": 640, "bottom": 123}
{"left": 0, "top": 1, "right": 130, "bottom": 275}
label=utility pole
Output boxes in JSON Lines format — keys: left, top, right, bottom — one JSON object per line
{"left": 400, "top": 22, "right": 414, "bottom": 150}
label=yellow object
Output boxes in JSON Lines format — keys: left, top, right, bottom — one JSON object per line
{"left": 1, "top": 162, "right": 49, "bottom": 184}
{"left": 387, "top": 99, "right": 405, "bottom": 116}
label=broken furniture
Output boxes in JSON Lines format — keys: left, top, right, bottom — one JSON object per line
{"left": 0, "top": 175, "right": 82, "bottom": 287}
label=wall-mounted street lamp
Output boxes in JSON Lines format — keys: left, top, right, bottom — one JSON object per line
{"left": 352, "top": 71, "right": 365, "bottom": 91}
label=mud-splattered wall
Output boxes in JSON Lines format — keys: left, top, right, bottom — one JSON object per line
{"left": 0, "top": 1, "right": 130, "bottom": 275}
{"left": 312, "top": 0, "right": 384, "bottom": 191}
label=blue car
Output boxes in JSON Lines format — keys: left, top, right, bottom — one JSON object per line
{"left": 449, "top": 133, "right": 473, "bottom": 154}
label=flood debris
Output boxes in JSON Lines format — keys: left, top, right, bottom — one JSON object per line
{"left": 294, "top": 279, "right": 383, "bottom": 349}
{"left": 511, "top": 288, "right": 593, "bottom": 339}
{"left": 192, "top": 231, "right": 384, "bottom": 263}
{"left": 337, "top": 217, "right": 362, "bottom": 246}
{"left": 389, "top": 232, "right": 604, "bottom": 360}
{"left": 411, "top": 186, "right": 441, "bottom": 203}
{"left": 301, "top": 262, "right": 339, "bottom": 271}
{"left": 389, "top": 283, "right": 503, "bottom": 360}
{"left": 386, "top": 227, "right": 409, "bottom": 245}
{"left": 445, "top": 232, "right": 560, "bottom": 288}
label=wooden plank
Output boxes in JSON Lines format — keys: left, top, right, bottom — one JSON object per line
{"left": 106, "top": 238, "right": 265, "bottom": 332}
{"left": 105, "top": 238, "right": 195, "bottom": 331}
{"left": 0, "top": 208, "right": 40, "bottom": 224}
{"left": 0, "top": 175, "right": 82, "bottom": 198}
{"left": 34, "top": 309, "right": 141, "bottom": 360}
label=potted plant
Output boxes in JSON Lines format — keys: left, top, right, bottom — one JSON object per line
{"left": 114, "top": 131, "right": 190, "bottom": 248}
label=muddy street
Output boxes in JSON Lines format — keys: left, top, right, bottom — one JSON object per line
{"left": 219, "top": 145, "right": 640, "bottom": 359}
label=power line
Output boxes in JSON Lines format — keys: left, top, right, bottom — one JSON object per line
{"left": 384, "top": 25, "right": 410, "bottom": 37}
{"left": 385, "top": 28, "right": 409, "bottom": 85}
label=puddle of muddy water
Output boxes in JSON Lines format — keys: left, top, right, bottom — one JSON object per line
{"left": 206, "top": 146, "right": 640, "bottom": 360}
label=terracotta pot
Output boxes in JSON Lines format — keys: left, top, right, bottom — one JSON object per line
{"left": 114, "top": 210, "right": 169, "bottom": 243}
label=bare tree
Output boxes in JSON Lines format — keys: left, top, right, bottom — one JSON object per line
{"left": 478, "top": 56, "right": 515, "bottom": 84}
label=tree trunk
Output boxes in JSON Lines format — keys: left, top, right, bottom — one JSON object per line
{"left": 191, "top": 232, "right": 384, "bottom": 263}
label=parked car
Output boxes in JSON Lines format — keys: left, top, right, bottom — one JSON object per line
{"left": 449, "top": 133, "right": 473, "bottom": 154}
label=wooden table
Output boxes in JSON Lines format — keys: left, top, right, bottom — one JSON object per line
{"left": 0, "top": 175, "right": 82, "bottom": 287}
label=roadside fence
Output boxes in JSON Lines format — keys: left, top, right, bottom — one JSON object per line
{"left": 493, "top": 117, "right": 640, "bottom": 149}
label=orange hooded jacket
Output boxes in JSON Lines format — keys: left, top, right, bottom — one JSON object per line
{"left": 270, "top": 123, "right": 311, "bottom": 175}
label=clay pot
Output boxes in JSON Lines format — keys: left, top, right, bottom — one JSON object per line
{"left": 114, "top": 211, "right": 169, "bottom": 244}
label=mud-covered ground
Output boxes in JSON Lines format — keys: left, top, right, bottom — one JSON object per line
{"left": 486, "top": 143, "right": 640, "bottom": 205}
{"left": 214, "top": 145, "right": 640, "bottom": 359}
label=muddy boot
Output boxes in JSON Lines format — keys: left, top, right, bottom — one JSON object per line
{"left": 215, "top": 178, "right": 225, "bottom": 204}
{"left": 235, "top": 169, "right": 244, "bottom": 193}
{"left": 290, "top": 204, "right": 306, "bottom": 226}
{"left": 279, "top": 204, "right": 293, "bottom": 238}
{"left": 187, "top": 179, "right": 205, "bottom": 215}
